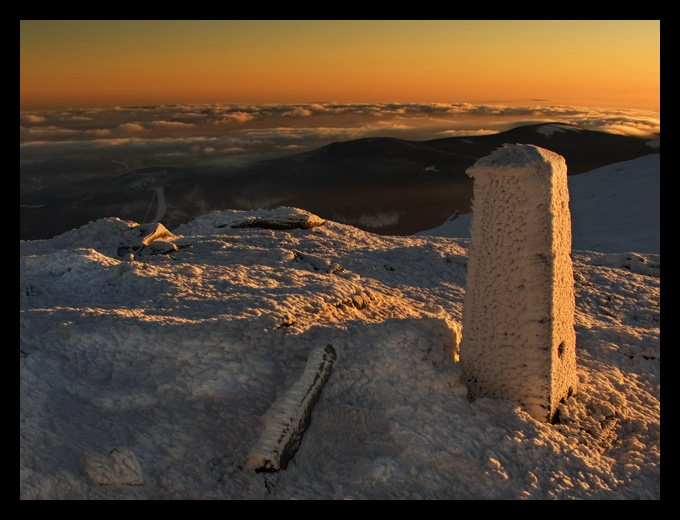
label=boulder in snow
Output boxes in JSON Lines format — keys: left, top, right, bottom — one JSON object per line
{"left": 118, "top": 222, "right": 179, "bottom": 257}
{"left": 230, "top": 209, "right": 325, "bottom": 231}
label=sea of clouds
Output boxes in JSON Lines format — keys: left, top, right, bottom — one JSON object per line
{"left": 20, "top": 102, "right": 660, "bottom": 176}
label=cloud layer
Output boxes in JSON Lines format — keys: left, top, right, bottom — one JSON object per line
{"left": 20, "top": 102, "right": 660, "bottom": 174}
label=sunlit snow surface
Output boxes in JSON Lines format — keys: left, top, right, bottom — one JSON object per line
{"left": 21, "top": 177, "right": 659, "bottom": 498}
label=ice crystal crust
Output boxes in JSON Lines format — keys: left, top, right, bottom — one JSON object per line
{"left": 461, "top": 145, "right": 577, "bottom": 422}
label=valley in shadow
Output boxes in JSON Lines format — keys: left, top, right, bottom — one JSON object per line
{"left": 20, "top": 123, "right": 659, "bottom": 241}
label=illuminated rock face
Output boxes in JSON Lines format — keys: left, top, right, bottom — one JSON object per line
{"left": 460, "top": 144, "right": 577, "bottom": 422}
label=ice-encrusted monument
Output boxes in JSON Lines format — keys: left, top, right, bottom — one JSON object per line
{"left": 460, "top": 144, "right": 577, "bottom": 422}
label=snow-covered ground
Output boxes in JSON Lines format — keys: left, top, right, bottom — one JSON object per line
{"left": 20, "top": 155, "right": 660, "bottom": 499}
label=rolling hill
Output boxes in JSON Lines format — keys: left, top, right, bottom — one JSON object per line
{"left": 20, "top": 122, "right": 658, "bottom": 241}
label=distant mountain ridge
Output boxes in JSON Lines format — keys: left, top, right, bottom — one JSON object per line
{"left": 20, "top": 122, "right": 659, "bottom": 241}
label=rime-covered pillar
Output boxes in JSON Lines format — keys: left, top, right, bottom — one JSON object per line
{"left": 460, "top": 144, "right": 577, "bottom": 422}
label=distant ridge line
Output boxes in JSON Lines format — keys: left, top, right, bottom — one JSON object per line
{"left": 20, "top": 123, "right": 658, "bottom": 241}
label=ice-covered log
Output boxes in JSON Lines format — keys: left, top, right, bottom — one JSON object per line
{"left": 460, "top": 144, "right": 577, "bottom": 422}
{"left": 247, "top": 344, "right": 336, "bottom": 472}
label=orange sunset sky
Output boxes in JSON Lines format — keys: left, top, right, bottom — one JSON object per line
{"left": 20, "top": 20, "right": 659, "bottom": 112}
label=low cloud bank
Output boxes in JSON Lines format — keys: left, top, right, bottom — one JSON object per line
{"left": 20, "top": 102, "right": 660, "bottom": 173}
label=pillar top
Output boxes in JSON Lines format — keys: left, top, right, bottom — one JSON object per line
{"left": 466, "top": 144, "right": 566, "bottom": 178}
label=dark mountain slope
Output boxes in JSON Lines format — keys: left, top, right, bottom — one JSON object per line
{"left": 235, "top": 137, "right": 479, "bottom": 235}
{"left": 424, "top": 123, "right": 656, "bottom": 174}
{"left": 20, "top": 123, "right": 658, "bottom": 241}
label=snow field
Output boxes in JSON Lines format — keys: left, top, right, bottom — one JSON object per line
{"left": 20, "top": 205, "right": 659, "bottom": 499}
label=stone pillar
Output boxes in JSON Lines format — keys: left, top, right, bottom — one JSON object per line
{"left": 460, "top": 144, "right": 577, "bottom": 422}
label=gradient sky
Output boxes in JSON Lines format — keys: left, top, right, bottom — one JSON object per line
{"left": 20, "top": 20, "right": 659, "bottom": 112}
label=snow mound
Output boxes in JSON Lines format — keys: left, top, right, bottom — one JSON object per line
{"left": 587, "top": 252, "right": 660, "bottom": 277}
{"left": 83, "top": 447, "right": 144, "bottom": 487}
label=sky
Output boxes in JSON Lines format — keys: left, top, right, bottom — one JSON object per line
{"left": 20, "top": 20, "right": 660, "bottom": 112}
{"left": 20, "top": 21, "right": 661, "bottom": 184}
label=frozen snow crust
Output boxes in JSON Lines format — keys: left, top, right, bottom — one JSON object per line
{"left": 20, "top": 207, "right": 659, "bottom": 499}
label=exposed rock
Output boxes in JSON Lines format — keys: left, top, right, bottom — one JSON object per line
{"left": 118, "top": 222, "right": 179, "bottom": 257}
{"left": 123, "top": 222, "right": 176, "bottom": 247}
{"left": 147, "top": 239, "right": 179, "bottom": 254}
{"left": 230, "top": 211, "right": 325, "bottom": 230}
